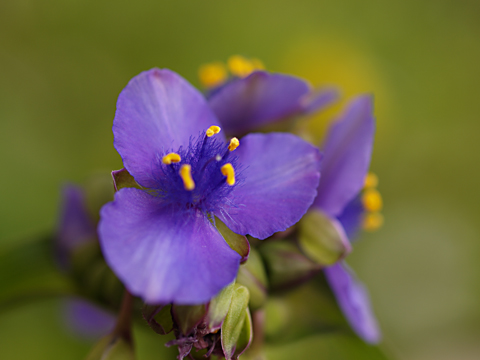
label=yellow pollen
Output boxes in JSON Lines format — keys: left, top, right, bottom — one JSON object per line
{"left": 227, "top": 55, "right": 255, "bottom": 78}
{"left": 206, "top": 125, "right": 221, "bottom": 137}
{"left": 364, "top": 172, "right": 379, "bottom": 189}
{"left": 362, "top": 212, "right": 384, "bottom": 232}
{"left": 228, "top": 137, "right": 240, "bottom": 151}
{"left": 362, "top": 188, "right": 383, "bottom": 212}
{"left": 198, "top": 62, "right": 228, "bottom": 88}
{"left": 162, "top": 152, "right": 181, "bottom": 165}
{"left": 221, "top": 163, "right": 235, "bottom": 186}
{"left": 179, "top": 164, "right": 195, "bottom": 191}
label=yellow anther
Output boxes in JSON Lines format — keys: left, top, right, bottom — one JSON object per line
{"left": 198, "top": 62, "right": 228, "bottom": 88}
{"left": 221, "top": 163, "right": 235, "bottom": 186}
{"left": 228, "top": 137, "right": 240, "bottom": 151}
{"left": 362, "top": 212, "right": 384, "bottom": 232}
{"left": 162, "top": 153, "right": 181, "bottom": 165}
{"left": 251, "top": 58, "right": 265, "bottom": 70}
{"left": 179, "top": 164, "right": 195, "bottom": 191}
{"left": 227, "top": 55, "right": 255, "bottom": 78}
{"left": 362, "top": 188, "right": 383, "bottom": 212}
{"left": 206, "top": 125, "right": 221, "bottom": 137}
{"left": 364, "top": 172, "right": 379, "bottom": 189}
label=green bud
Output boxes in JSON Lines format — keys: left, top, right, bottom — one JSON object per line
{"left": 85, "top": 333, "right": 135, "bottom": 360}
{"left": 206, "top": 281, "right": 236, "bottom": 331}
{"left": 142, "top": 304, "right": 174, "bottom": 335}
{"left": 298, "top": 209, "right": 351, "bottom": 266}
{"left": 172, "top": 303, "right": 207, "bottom": 336}
{"left": 112, "top": 168, "right": 143, "bottom": 192}
{"left": 221, "top": 284, "right": 253, "bottom": 360}
{"left": 236, "top": 247, "right": 268, "bottom": 310}
{"left": 259, "top": 240, "right": 321, "bottom": 290}
{"left": 215, "top": 217, "right": 250, "bottom": 263}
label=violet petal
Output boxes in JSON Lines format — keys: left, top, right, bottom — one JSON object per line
{"left": 98, "top": 188, "right": 241, "bottom": 304}
{"left": 208, "top": 71, "right": 311, "bottom": 135}
{"left": 215, "top": 132, "right": 321, "bottom": 239}
{"left": 313, "top": 96, "right": 375, "bottom": 217}
{"left": 324, "top": 262, "right": 381, "bottom": 343}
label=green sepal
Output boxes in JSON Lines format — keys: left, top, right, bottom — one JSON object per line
{"left": 112, "top": 168, "right": 143, "bottom": 192}
{"left": 206, "top": 281, "right": 236, "bottom": 331}
{"left": 142, "top": 304, "right": 174, "bottom": 335}
{"left": 214, "top": 216, "right": 250, "bottom": 263}
{"left": 221, "top": 284, "right": 252, "bottom": 360}
{"left": 298, "top": 209, "right": 351, "bottom": 266}
{"left": 85, "top": 333, "right": 135, "bottom": 360}
{"left": 172, "top": 303, "right": 207, "bottom": 336}
{"left": 236, "top": 247, "right": 267, "bottom": 311}
{"left": 259, "top": 240, "right": 321, "bottom": 290}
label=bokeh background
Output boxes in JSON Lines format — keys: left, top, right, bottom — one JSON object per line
{"left": 1, "top": 0, "right": 479, "bottom": 359}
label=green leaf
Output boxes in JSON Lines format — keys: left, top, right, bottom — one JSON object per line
{"left": 298, "top": 209, "right": 351, "bottom": 266}
{"left": 0, "top": 236, "right": 76, "bottom": 310}
{"left": 236, "top": 247, "right": 267, "bottom": 310}
{"left": 214, "top": 216, "right": 250, "bottom": 263}
{"left": 221, "top": 284, "right": 250, "bottom": 360}
{"left": 206, "top": 281, "right": 236, "bottom": 331}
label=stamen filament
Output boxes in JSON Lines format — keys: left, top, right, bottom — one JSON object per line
{"left": 221, "top": 163, "right": 235, "bottom": 186}
{"left": 162, "top": 153, "right": 181, "bottom": 165}
{"left": 206, "top": 126, "right": 221, "bottom": 137}
{"left": 228, "top": 137, "right": 240, "bottom": 151}
{"left": 179, "top": 164, "right": 195, "bottom": 191}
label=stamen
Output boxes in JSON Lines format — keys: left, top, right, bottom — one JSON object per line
{"left": 221, "top": 163, "right": 235, "bottom": 186}
{"left": 179, "top": 164, "right": 195, "bottom": 190}
{"left": 364, "top": 172, "right": 379, "bottom": 188}
{"left": 206, "top": 125, "right": 221, "bottom": 137}
{"left": 362, "top": 189, "right": 383, "bottom": 212}
{"left": 362, "top": 213, "right": 384, "bottom": 231}
{"left": 228, "top": 137, "right": 240, "bottom": 151}
{"left": 162, "top": 153, "right": 181, "bottom": 165}
{"left": 198, "top": 62, "right": 228, "bottom": 88}
{"left": 227, "top": 55, "right": 255, "bottom": 78}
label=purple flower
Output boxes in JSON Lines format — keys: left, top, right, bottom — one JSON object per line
{"left": 98, "top": 69, "right": 322, "bottom": 305}
{"left": 311, "top": 96, "right": 381, "bottom": 343}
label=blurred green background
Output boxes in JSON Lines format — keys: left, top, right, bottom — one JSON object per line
{"left": 1, "top": 0, "right": 479, "bottom": 359}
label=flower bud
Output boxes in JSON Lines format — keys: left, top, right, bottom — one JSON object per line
{"left": 298, "top": 209, "right": 351, "bottom": 266}
{"left": 221, "top": 284, "right": 253, "bottom": 360}
{"left": 259, "top": 240, "right": 321, "bottom": 290}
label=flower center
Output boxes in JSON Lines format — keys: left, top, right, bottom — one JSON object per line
{"left": 153, "top": 126, "right": 242, "bottom": 213}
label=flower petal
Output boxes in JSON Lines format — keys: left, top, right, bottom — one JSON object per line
{"left": 337, "top": 195, "right": 364, "bottom": 240}
{"left": 208, "top": 71, "right": 311, "bottom": 135}
{"left": 113, "top": 68, "right": 222, "bottom": 188}
{"left": 98, "top": 188, "right": 241, "bottom": 304}
{"left": 299, "top": 87, "right": 339, "bottom": 115}
{"left": 324, "top": 262, "right": 381, "bottom": 343}
{"left": 313, "top": 96, "right": 375, "bottom": 217}
{"left": 215, "top": 133, "right": 321, "bottom": 239}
